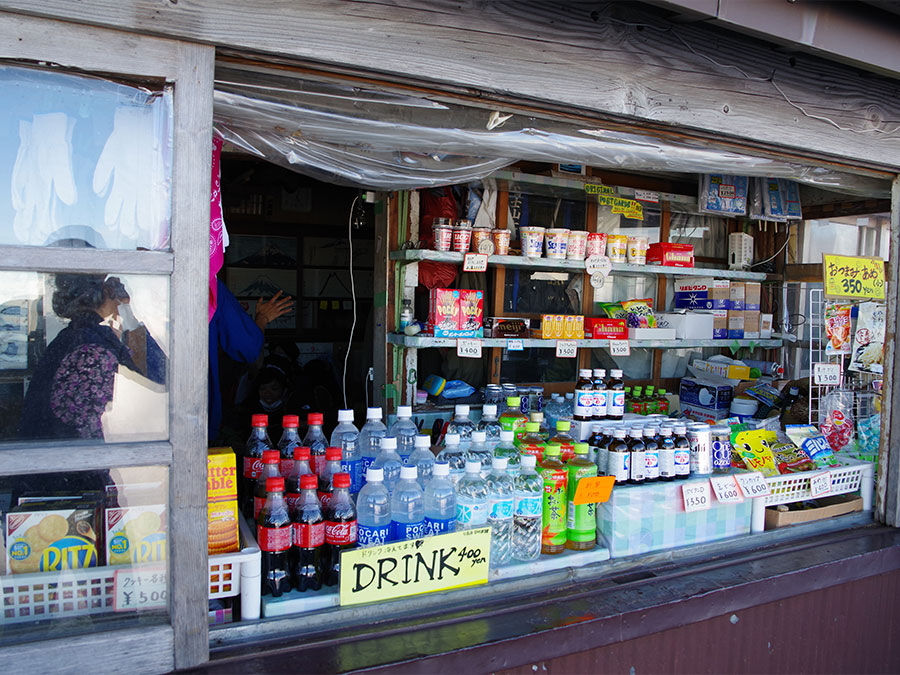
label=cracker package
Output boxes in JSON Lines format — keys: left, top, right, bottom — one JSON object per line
{"left": 208, "top": 447, "right": 240, "bottom": 555}
{"left": 6, "top": 503, "right": 102, "bottom": 574}
{"left": 106, "top": 504, "right": 167, "bottom": 565}
{"left": 730, "top": 429, "right": 780, "bottom": 477}
{"left": 785, "top": 424, "right": 839, "bottom": 468}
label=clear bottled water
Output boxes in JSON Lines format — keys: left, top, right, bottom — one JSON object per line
{"left": 512, "top": 454, "right": 543, "bottom": 562}
{"left": 455, "top": 460, "right": 489, "bottom": 531}
{"left": 371, "top": 436, "right": 403, "bottom": 494}
{"left": 446, "top": 404, "right": 476, "bottom": 448}
{"left": 356, "top": 467, "right": 391, "bottom": 548}
{"left": 357, "top": 407, "right": 387, "bottom": 486}
{"left": 390, "top": 466, "right": 426, "bottom": 541}
{"left": 543, "top": 393, "right": 562, "bottom": 432}
{"left": 486, "top": 456, "right": 515, "bottom": 566}
{"left": 330, "top": 409, "right": 361, "bottom": 494}
{"left": 492, "top": 429, "right": 521, "bottom": 477}
{"left": 408, "top": 434, "right": 435, "bottom": 488}
{"left": 465, "top": 430, "right": 493, "bottom": 478}
{"left": 388, "top": 405, "right": 418, "bottom": 463}
{"left": 436, "top": 433, "right": 466, "bottom": 485}
{"left": 424, "top": 462, "right": 456, "bottom": 536}
{"left": 477, "top": 404, "right": 503, "bottom": 450}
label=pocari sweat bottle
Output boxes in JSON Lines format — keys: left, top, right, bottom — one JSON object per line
{"left": 408, "top": 434, "right": 436, "bottom": 488}
{"left": 465, "top": 430, "right": 494, "bottom": 478}
{"left": 331, "top": 409, "right": 361, "bottom": 494}
{"left": 492, "top": 429, "right": 521, "bottom": 477}
{"left": 486, "top": 456, "right": 515, "bottom": 566}
{"left": 371, "top": 436, "right": 403, "bottom": 495}
{"left": 455, "top": 460, "right": 489, "bottom": 531}
{"left": 356, "top": 467, "right": 391, "bottom": 548}
{"left": 447, "top": 404, "right": 477, "bottom": 448}
{"left": 512, "top": 454, "right": 543, "bottom": 562}
{"left": 436, "top": 433, "right": 466, "bottom": 485}
{"left": 477, "top": 404, "right": 503, "bottom": 449}
{"left": 358, "top": 407, "right": 387, "bottom": 485}
{"left": 391, "top": 466, "right": 426, "bottom": 541}
{"left": 388, "top": 405, "right": 418, "bottom": 463}
{"left": 424, "top": 462, "right": 457, "bottom": 536}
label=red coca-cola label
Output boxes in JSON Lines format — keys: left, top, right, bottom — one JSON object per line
{"left": 257, "top": 524, "right": 291, "bottom": 552}
{"left": 244, "top": 456, "right": 263, "bottom": 480}
{"left": 254, "top": 496, "right": 265, "bottom": 520}
{"left": 318, "top": 491, "right": 333, "bottom": 509}
{"left": 279, "top": 458, "right": 294, "bottom": 476}
{"left": 285, "top": 492, "right": 301, "bottom": 511}
{"left": 293, "top": 521, "right": 325, "bottom": 548}
{"left": 324, "top": 520, "right": 357, "bottom": 545}
{"left": 311, "top": 455, "right": 326, "bottom": 476}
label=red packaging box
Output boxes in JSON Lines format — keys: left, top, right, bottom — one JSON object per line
{"left": 585, "top": 317, "right": 627, "bottom": 339}
{"left": 458, "top": 289, "right": 484, "bottom": 331}
{"left": 429, "top": 288, "right": 460, "bottom": 332}
{"left": 646, "top": 242, "right": 695, "bottom": 267}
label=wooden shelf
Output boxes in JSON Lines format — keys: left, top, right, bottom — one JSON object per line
{"left": 388, "top": 334, "right": 782, "bottom": 349}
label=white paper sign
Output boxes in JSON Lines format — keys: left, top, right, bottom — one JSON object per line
{"left": 609, "top": 339, "right": 631, "bottom": 356}
{"left": 114, "top": 565, "right": 167, "bottom": 612}
{"left": 555, "top": 340, "right": 578, "bottom": 358}
{"left": 463, "top": 253, "right": 489, "bottom": 272}
{"left": 710, "top": 475, "right": 744, "bottom": 503}
{"left": 457, "top": 338, "right": 482, "bottom": 359}
{"left": 735, "top": 471, "right": 771, "bottom": 498}
{"left": 585, "top": 254, "right": 612, "bottom": 277}
{"left": 682, "top": 482, "right": 712, "bottom": 512}
{"left": 506, "top": 338, "right": 524, "bottom": 352}
{"left": 809, "top": 471, "right": 833, "bottom": 498}
{"left": 634, "top": 189, "right": 659, "bottom": 203}
{"left": 813, "top": 362, "right": 841, "bottom": 387}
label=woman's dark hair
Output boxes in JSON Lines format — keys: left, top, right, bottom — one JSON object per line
{"left": 52, "top": 274, "right": 107, "bottom": 319}
{"left": 256, "top": 364, "right": 288, "bottom": 392}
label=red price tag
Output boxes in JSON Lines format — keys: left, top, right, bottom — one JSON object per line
{"left": 682, "top": 482, "right": 712, "bottom": 512}
{"left": 710, "top": 475, "right": 743, "bottom": 503}
{"left": 809, "top": 471, "right": 833, "bottom": 498}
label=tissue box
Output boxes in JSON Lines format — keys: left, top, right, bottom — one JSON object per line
{"left": 628, "top": 327, "right": 676, "bottom": 340}
{"left": 681, "top": 403, "right": 732, "bottom": 424}
{"left": 674, "top": 278, "right": 714, "bottom": 310}
{"left": 584, "top": 317, "right": 627, "bottom": 340}
{"left": 680, "top": 377, "right": 733, "bottom": 409}
{"left": 596, "top": 477, "right": 751, "bottom": 557}
{"left": 646, "top": 242, "right": 694, "bottom": 267}
{"left": 656, "top": 312, "right": 714, "bottom": 340}
{"left": 693, "top": 359, "right": 751, "bottom": 380}
{"left": 713, "top": 310, "right": 729, "bottom": 339}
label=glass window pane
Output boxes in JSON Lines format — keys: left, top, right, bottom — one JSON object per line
{"left": 0, "top": 64, "right": 173, "bottom": 250}
{"left": 669, "top": 209, "right": 728, "bottom": 259}
{"left": 0, "top": 466, "right": 169, "bottom": 644}
{"left": 0, "top": 272, "right": 168, "bottom": 443}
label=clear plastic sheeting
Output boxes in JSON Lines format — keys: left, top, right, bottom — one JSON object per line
{"left": 212, "top": 67, "right": 890, "bottom": 196}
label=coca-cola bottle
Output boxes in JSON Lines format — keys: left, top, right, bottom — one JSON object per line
{"left": 290, "top": 474, "right": 324, "bottom": 592}
{"left": 253, "top": 450, "right": 282, "bottom": 520}
{"left": 303, "top": 412, "right": 328, "bottom": 475}
{"left": 322, "top": 473, "right": 357, "bottom": 587}
{"left": 285, "top": 446, "right": 313, "bottom": 511}
{"left": 317, "top": 447, "right": 343, "bottom": 509}
{"left": 243, "top": 414, "right": 273, "bottom": 518}
{"left": 278, "top": 415, "right": 302, "bottom": 475}
{"left": 257, "top": 476, "right": 292, "bottom": 597}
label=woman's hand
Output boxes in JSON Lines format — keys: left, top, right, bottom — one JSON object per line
{"left": 255, "top": 291, "right": 293, "bottom": 330}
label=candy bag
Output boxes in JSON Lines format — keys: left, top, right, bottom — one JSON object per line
{"left": 824, "top": 303, "right": 852, "bottom": 356}
{"left": 855, "top": 413, "right": 880, "bottom": 463}
{"left": 730, "top": 429, "right": 780, "bottom": 477}
{"left": 598, "top": 302, "right": 626, "bottom": 319}
{"left": 785, "top": 424, "right": 839, "bottom": 468}
{"left": 622, "top": 298, "right": 657, "bottom": 328}
{"left": 819, "top": 389, "right": 855, "bottom": 452}
{"left": 770, "top": 442, "right": 816, "bottom": 473}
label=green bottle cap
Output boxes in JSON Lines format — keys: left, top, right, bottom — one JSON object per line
{"left": 557, "top": 420, "right": 571, "bottom": 431}
{"left": 646, "top": 386, "right": 655, "bottom": 393}
{"left": 525, "top": 422, "right": 540, "bottom": 432}
{"left": 544, "top": 444, "right": 561, "bottom": 456}
{"left": 574, "top": 443, "right": 590, "bottom": 454}
{"left": 659, "top": 388, "right": 667, "bottom": 395}
{"left": 507, "top": 396, "right": 521, "bottom": 406}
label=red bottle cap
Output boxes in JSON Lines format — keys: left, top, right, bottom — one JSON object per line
{"left": 333, "top": 473, "right": 350, "bottom": 488}
{"left": 308, "top": 412, "right": 324, "bottom": 426}
{"left": 283, "top": 415, "right": 300, "bottom": 428}
{"left": 325, "top": 447, "right": 342, "bottom": 461}
{"left": 262, "top": 449, "right": 280, "bottom": 463}
{"left": 252, "top": 414, "right": 268, "bottom": 427}
{"left": 266, "top": 476, "right": 284, "bottom": 492}
{"left": 293, "top": 446, "right": 311, "bottom": 461}
{"left": 299, "top": 474, "right": 317, "bottom": 490}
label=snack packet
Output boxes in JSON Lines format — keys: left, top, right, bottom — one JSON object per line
{"left": 819, "top": 389, "right": 855, "bottom": 452}
{"left": 785, "top": 424, "right": 839, "bottom": 468}
{"left": 824, "top": 303, "right": 852, "bottom": 356}
{"left": 730, "top": 429, "right": 780, "bottom": 477}
{"left": 622, "top": 298, "right": 657, "bottom": 328}
{"left": 770, "top": 442, "right": 816, "bottom": 473}
{"left": 849, "top": 302, "right": 885, "bottom": 375}
{"left": 598, "top": 302, "right": 626, "bottom": 319}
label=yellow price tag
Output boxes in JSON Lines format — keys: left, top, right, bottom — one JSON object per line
{"left": 823, "top": 254, "right": 885, "bottom": 300}
{"left": 573, "top": 475, "right": 615, "bottom": 505}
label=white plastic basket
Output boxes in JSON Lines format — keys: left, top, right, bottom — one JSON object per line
{"left": 2, "top": 515, "right": 260, "bottom": 624}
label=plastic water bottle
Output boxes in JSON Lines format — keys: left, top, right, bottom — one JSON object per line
{"left": 447, "top": 404, "right": 476, "bottom": 448}
{"left": 465, "top": 430, "right": 493, "bottom": 478}
{"left": 303, "top": 412, "right": 328, "bottom": 476}
{"left": 512, "top": 454, "right": 542, "bottom": 562}
{"left": 371, "top": 436, "right": 403, "bottom": 494}
{"left": 358, "top": 407, "right": 387, "bottom": 485}
{"left": 544, "top": 394, "right": 561, "bottom": 432}
{"left": 455, "top": 460, "right": 489, "bottom": 531}
{"left": 408, "top": 434, "right": 435, "bottom": 488}
{"left": 486, "top": 456, "right": 515, "bottom": 566}
{"left": 564, "top": 392, "right": 575, "bottom": 418}
{"left": 424, "top": 462, "right": 457, "bottom": 536}
{"left": 493, "top": 429, "right": 521, "bottom": 477}
{"left": 356, "top": 467, "right": 391, "bottom": 548}
{"left": 477, "top": 404, "right": 503, "bottom": 449}
{"left": 388, "top": 405, "right": 418, "bottom": 463}
{"left": 391, "top": 466, "right": 426, "bottom": 540}
{"left": 436, "top": 433, "right": 466, "bottom": 485}
{"left": 331, "top": 409, "right": 361, "bottom": 495}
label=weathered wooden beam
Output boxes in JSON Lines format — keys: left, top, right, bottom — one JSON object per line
{"left": 803, "top": 199, "right": 892, "bottom": 221}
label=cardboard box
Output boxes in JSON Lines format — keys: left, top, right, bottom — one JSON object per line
{"left": 426, "top": 288, "right": 484, "bottom": 337}
{"left": 627, "top": 327, "right": 676, "bottom": 340}
{"left": 674, "top": 278, "right": 714, "bottom": 310}
{"left": 6, "top": 503, "right": 102, "bottom": 574}
{"left": 208, "top": 447, "right": 240, "bottom": 555}
{"left": 680, "top": 377, "right": 733, "bottom": 409}
{"left": 584, "top": 317, "right": 627, "bottom": 339}
{"left": 711, "top": 280, "right": 730, "bottom": 310}
{"left": 744, "top": 310, "right": 761, "bottom": 339}
{"left": 744, "top": 282, "right": 761, "bottom": 311}
{"left": 458, "top": 289, "right": 484, "bottom": 332}
{"left": 764, "top": 494, "right": 863, "bottom": 529}
{"left": 727, "top": 310, "right": 744, "bottom": 340}
{"left": 483, "top": 317, "right": 530, "bottom": 338}
{"left": 106, "top": 504, "right": 167, "bottom": 565}
{"left": 713, "top": 309, "right": 729, "bottom": 339}
{"left": 429, "top": 288, "right": 459, "bottom": 333}
{"left": 646, "top": 242, "right": 694, "bottom": 267}
{"left": 681, "top": 403, "right": 732, "bottom": 423}
{"left": 760, "top": 313, "right": 773, "bottom": 339}
{"left": 537, "top": 314, "right": 583, "bottom": 339}
{"left": 693, "top": 359, "right": 752, "bottom": 380}
{"left": 656, "top": 312, "right": 714, "bottom": 340}
{"left": 729, "top": 282, "right": 745, "bottom": 311}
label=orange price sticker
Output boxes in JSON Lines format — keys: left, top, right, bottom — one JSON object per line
{"left": 573, "top": 475, "right": 616, "bottom": 505}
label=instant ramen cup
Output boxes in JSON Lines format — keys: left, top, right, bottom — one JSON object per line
{"left": 433, "top": 224, "right": 453, "bottom": 251}
{"left": 492, "top": 228, "right": 511, "bottom": 255}
{"left": 471, "top": 227, "right": 492, "bottom": 251}
{"left": 567, "top": 230, "right": 588, "bottom": 260}
{"left": 586, "top": 232, "right": 607, "bottom": 258}
{"left": 545, "top": 228, "right": 570, "bottom": 259}
{"left": 627, "top": 236, "right": 649, "bottom": 265}
{"left": 520, "top": 226, "right": 545, "bottom": 258}
{"left": 452, "top": 225, "right": 472, "bottom": 253}
{"left": 607, "top": 234, "right": 628, "bottom": 263}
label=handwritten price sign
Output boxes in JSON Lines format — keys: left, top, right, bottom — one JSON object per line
{"left": 823, "top": 254, "right": 885, "bottom": 300}
{"left": 735, "top": 471, "right": 771, "bottom": 498}
{"left": 573, "top": 476, "right": 615, "bottom": 505}
{"left": 556, "top": 340, "right": 578, "bottom": 358}
{"left": 809, "top": 471, "right": 833, "bottom": 498}
{"left": 457, "top": 339, "right": 482, "bottom": 359}
{"left": 710, "top": 475, "right": 744, "bottom": 503}
{"left": 463, "top": 253, "right": 489, "bottom": 273}
{"left": 506, "top": 338, "right": 524, "bottom": 352}
{"left": 813, "top": 363, "right": 841, "bottom": 387}
{"left": 114, "top": 566, "right": 168, "bottom": 612}
{"left": 609, "top": 340, "right": 631, "bottom": 356}
{"left": 682, "top": 482, "right": 712, "bottom": 512}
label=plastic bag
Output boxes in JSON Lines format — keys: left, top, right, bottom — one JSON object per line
{"left": 441, "top": 379, "right": 475, "bottom": 399}
{"left": 824, "top": 303, "right": 852, "bottom": 355}
{"left": 785, "top": 424, "right": 839, "bottom": 468}
{"left": 730, "top": 428, "right": 780, "bottom": 476}
{"left": 622, "top": 298, "right": 656, "bottom": 328}
{"left": 819, "top": 389, "right": 855, "bottom": 452}
{"left": 856, "top": 413, "right": 881, "bottom": 462}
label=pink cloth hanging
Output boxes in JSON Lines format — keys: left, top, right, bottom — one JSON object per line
{"left": 209, "top": 136, "right": 225, "bottom": 321}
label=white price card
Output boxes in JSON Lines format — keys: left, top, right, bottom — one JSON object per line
{"left": 710, "top": 475, "right": 744, "bottom": 503}
{"left": 506, "top": 338, "right": 524, "bottom": 352}
{"left": 556, "top": 340, "right": 578, "bottom": 358}
{"left": 457, "top": 338, "right": 482, "bottom": 359}
{"left": 585, "top": 254, "right": 612, "bottom": 277}
{"left": 682, "top": 482, "right": 712, "bottom": 512}
{"left": 813, "top": 362, "right": 841, "bottom": 387}
{"left": 735, "top": 471, "right": 771, "bottom": 498}
{"left": 114, "top": 565, "right": 167, "bottom": 612}
{"left": 634, "top": 189, "right": 659, "bottom": 203}
{"left": 463, "top": 253, "right": 489, "bottom": 272}
{"left": 809, "top": 471, "right": 833, "bottom": 498}
{"left": 609, "top": 339, "right": 631, "bottom": 356}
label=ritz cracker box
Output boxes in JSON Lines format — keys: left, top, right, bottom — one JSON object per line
{"left": 6, "top": 504, "right": 102, "bottom": 574}
{"left": 106, "top": 505, "right": 167, "bottom": 566}
{"left": 208, "top": 447, "right": 240, "bottom": 555}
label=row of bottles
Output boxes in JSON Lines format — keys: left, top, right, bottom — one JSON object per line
{"left": 625, "top": 385, "right": 670, "bottom": 416}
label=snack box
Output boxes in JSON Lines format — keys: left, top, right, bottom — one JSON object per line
{"left": 106, "top": 504, "right": 167, "bottom": 565}
{"left": 627, "top": 327, "right": 676, "bottom": 340}
{"left": 646, "top": 242, "right": 694, "bottom": 267}
{"left": 6, "top": 502, "right": 102, "bottom": 574}
{"left": 681, "top": 403, "right": 732, "bottom": 424}
{"left": 429, "top": 288, "right": 460, "bottom": 335}
{"left": 679, "top": 377, "right": 733, "bottom": 410}
{"left": 484, "top": 317, "right": 530, "bottom": 338}
{"left": 458, "top": 289, "right": 484, "bottom": 332}
{"left": 208, "top": 447, "right": 240, "bottom": 555}
{"left": 674, "top": 278, "right": 714, "bottom": 310}
{"left": 563, "top": 314, "right": 585, "bottom": 339}
{"left": 693, "top": 359, "right": 752, "bottom": 381}
{"left": 656, "top": 312, "right": 713, "bottom": 340}
{"left": 584, "top": 317, "right": 627, "bottom": 340}
{"left": 537, "top": 314, "right": 565, "bottom": 340}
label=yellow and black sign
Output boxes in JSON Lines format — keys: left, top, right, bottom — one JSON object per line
{"left": 823, "top": 254, "right": 885, "bottom": 301}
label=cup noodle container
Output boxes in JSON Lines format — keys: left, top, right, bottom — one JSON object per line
{"left": 520, "top": 226, "right": 545, "bottom": 258}
{"left": 586, "top": 232, "right": 607, "bottom": 258}
{"left": 433, "top": 225, "right": 453, "bottom": 252}
{"left": 627, "top": 236, "right": 649, "bottom": 265}
{"left": 472, "top": 228, "right": 492, "bottom": 252}
{"left": 492, "top": 228, "right": 511, "bottom": 255}
{"left": 545, "top": 228, "right": 570, "bottom": 259}
{"left": 567, "top": 230, "right": 588, "bottom": 260}
{"left": 452, "top": 225, "right": 472, "bottom": 253}
{"left": 607, "top": 234, "right": 628, "bottom": 263}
